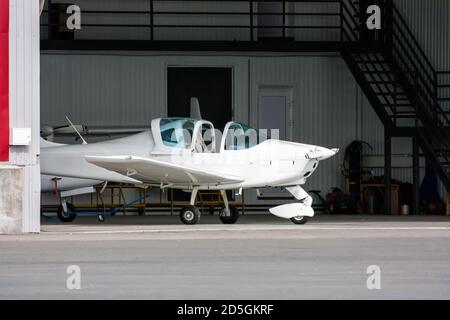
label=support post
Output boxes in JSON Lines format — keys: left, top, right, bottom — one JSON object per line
{"left": 384, "top": 127, "right": 392, "bottom": 214}
{"left": 282, "top": 0, "right": 286, "bottom": 38}
{"left": 412, "top": 135, "right": 420, "bottom": 214}
{"left": 249, "top": 0, "right": 254, "bottom": 41}
{"left": 220, "top": 190, "right": 229, "bottom": 213}
{"left": 190, "top": 187, "right": 199, "bottom": 206}
{"left": 149, "top": 0, "right": 154, "bottom": 41}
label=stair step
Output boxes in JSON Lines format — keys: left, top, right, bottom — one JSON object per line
{"left": 368, "top": 81, "right": 401, "bottom": 86}
{"left": 382, "top": 103, "right": 412, "bottom": 107}
{"left": 394, "top": 111, "right": 416, "bottom": 114}
{"left": 375, "top": 92, "right": 408, "bottom": 98}
{"left": 356, "top": 62, "right": 389, "bottom": 67}
{"left": 361, "top": 70, "right": 393, "bottom": 74}
{"left": 389, "top": 115, "right": 417, "bottom": 119}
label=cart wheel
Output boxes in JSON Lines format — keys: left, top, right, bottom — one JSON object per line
{"left": 57, "top": 203, "right": 77, "bottom": 223}
{"left": 180, "top": 205, "right": 201, "bottom": 225}
{"left": 97, "top": 214, "right": 105, "bottom": 223}
{"left": 219, "top": 206, "right": 239, "bottom": 224}
{"left": 290, "top": 216, "right": 309, "bottom": 225}
{"left": 209, "top": 206, "right": 215, "bottom": 215}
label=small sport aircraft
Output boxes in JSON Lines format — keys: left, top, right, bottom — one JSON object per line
{"left": 41, "top": 105, "right": 338, "bottom": 225}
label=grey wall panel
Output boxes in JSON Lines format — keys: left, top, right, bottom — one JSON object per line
{"left": 41, "top": 54, "right": 249, "bottom": 127}
{"left": 6, "top": 0, "right": 41, "bottom": 233}
{"left": 360, "top": 90, "right": 384, "bottom": 155}
{"left": 394, "top": 0, "right": 450, "bottom": 71}
{"left": 41, "top": 54, "right": 166, "bottom": 126}
{"left": 293, "top": 2, "right": 340, "bottom": 41}
{"left": 154, "top": 1, "right": 250, "bottom": 41}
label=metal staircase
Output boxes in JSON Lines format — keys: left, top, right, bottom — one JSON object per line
{"left": 340, "top": 0, "right": 450, "bottom": 193}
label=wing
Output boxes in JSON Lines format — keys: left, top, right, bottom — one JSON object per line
{"left": 85, "top": 155, "right": 244, "bottom": 186}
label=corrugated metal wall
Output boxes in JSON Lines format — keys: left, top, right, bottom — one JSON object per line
{"left": 8, "top": 0, "right": 41, "bottom": 232}
{"left": 41, "top": 54, "right": 249, "bottom": 125}
{"left": 394, "top": 0, "right": 450, "bottom": 71}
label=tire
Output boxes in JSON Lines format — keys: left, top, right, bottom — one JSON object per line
{"left": 180, "top": 205, "right": 201, "bottom": 225}
{"left": 138, "top": 208, "right": 146, "bottom": 216}
{"left": 219, "top": 206, "right": 239, "bottom": 224}
{"left": 290, "top": 216, "right": 309, "bottom": 225}
{"left": 57, "top": 203, "right": 77, "bottom": 223}
{"left": 97, "top": 214, "right": 105, "bottom": 223}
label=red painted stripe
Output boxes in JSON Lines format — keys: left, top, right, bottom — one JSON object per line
{"left": 0, "top": 0, "right": 9, "bottom": 161}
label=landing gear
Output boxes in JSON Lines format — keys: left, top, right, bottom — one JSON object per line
{"left": 179, "top": 187, "right": 201, "bottom": 225}
{"left": 180, "top": 205, "right": 201, "bottom": 225}
{"left": 97, "top": 213, "right": 105, "bottom": 223}
{"left": 57, "top": 202, "right": 77, "bottom": 222}
{"left": 218, "top": 190, "right": 239, "bottom": 224}
{"left": 219, "top": 206, "right": 239, "bottom": 224}
{"left": 290, "top": 216, "right": 309, "bottom": 225}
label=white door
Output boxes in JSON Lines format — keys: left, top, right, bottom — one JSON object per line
{"left": 258, "top": 87, "right": 293, "bottom": 199}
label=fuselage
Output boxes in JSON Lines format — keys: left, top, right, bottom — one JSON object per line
{"left": 41, "top": 130, "right": 335, "bottom": 191}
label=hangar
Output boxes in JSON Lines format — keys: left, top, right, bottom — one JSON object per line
{"left": 0, "top": 0, "right": 449, "bottom": 233}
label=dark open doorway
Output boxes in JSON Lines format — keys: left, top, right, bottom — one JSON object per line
{"left": 167, "top": 67, "right": 233, "bottom": 201}
{"left": 167, "top": 67, "right": 232, "bottom": 130}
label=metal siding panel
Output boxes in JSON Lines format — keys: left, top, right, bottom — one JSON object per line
{"left": 360, "top": 91, "right": 384, "bottom": 155}
{"left": 394, "top": 0, "right": 450, "bottom": 70}
{"left": 7, "top": 0, "right": 41, "bottom": 232}
{"left": 41, "top": 54, "right": 167, "bottom": 126}
{"left": 41, "top": 54, "right": 249, "bottom": 126}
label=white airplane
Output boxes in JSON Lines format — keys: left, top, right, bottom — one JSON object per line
{"left": 41, "top": 103, "right": 338, "bottom": 225}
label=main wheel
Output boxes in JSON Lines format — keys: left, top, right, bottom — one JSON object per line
{"left": 57, "top": 203, "right": 77, "bottom": 223}
{"left": 180, "top": 205, "right": 201, "bottom": 225}
{"left": 290, "top": 216, "right": 309, "bottom": 225}
{"left": 219, "top": 206, "right": 239, "bottom": 224}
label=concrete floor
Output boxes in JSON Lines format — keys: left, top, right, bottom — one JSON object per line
{"left": 1, "top": 214, "right": 450, "bottom": 299}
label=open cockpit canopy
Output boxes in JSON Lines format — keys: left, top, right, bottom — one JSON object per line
{"left": 151, "top": 118, "right": 216, "bottom": 154}
{"left": 151, "top": 118, "right": 269, "bottom": 154}
{"left": 220, "top": 121, "right": 268, "bottom": 151}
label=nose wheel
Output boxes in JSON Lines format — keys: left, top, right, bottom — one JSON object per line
{"left": 290, "top": 216, "right": 309, "bottom": 225}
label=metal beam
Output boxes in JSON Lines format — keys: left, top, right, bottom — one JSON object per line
{"left": 384, "top": 127, "right": 392, "bottom": 215}
{"left": 412, "top": 134, "right": 420, "bottom": 214}
{"left": 41, "top": 40, "right": 342, "bottom": 52}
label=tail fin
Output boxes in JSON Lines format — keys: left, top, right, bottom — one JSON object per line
{"left": 40, "top": 137, "right": 65, "bottom": 148}
{"left": 190, "top": 97, "right": 202, "bottom": 119}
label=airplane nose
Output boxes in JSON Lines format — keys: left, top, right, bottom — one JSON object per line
{"left": 318, "top": 147, "right": 339, "bottom": 160}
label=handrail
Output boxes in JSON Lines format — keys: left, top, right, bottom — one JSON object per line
{"left": 390, "top": 2, "right": 450, "bottom": 128}
{"left": 392, "top": 6, "right": 435, "bottom": 74}
{"left": 41, "top": 0, "right": 343, "bottom": 42}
